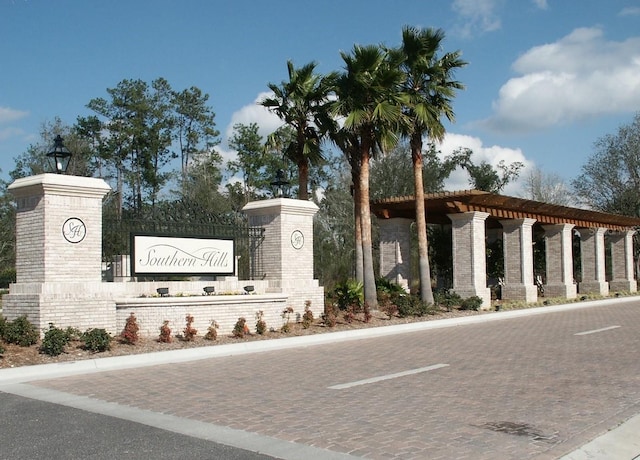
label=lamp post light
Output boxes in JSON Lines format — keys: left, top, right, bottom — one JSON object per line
{"left": 270, "top": 168, "right": 290, "bottom": 198}
{"left": 46, "top": 135, "right": 72, "bottom": 174}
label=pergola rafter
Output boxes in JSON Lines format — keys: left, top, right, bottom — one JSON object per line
{"left": 371, "top": 190, "right": 640, "bottom": 231}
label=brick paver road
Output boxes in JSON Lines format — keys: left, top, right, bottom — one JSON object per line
{"left": 22, "top": 300, "right": 640, "bottom": 459}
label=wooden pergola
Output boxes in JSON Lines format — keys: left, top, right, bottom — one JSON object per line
{"left": 371, "top": 190, "right": 640, "bottom": 231}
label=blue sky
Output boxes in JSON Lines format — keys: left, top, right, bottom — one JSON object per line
{"left": 1, "top": 0, "right": 640, "bottom": 195}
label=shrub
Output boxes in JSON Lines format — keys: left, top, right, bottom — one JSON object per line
{"left": 377, "top": 279, "right": 406, "bottom": 318}
{"left": 40, "top": 323, "right": 70, "bottom": 357}
{"left": 331, "top": 280, "right": 363, "bottom": 312}
{"left": 281, "top": 307, "right": 294, "bottom": 333}
{"left": 120, "top": 312, "right": 139, "bottom": 345}
{"left": 301, "top": 302, "right": 314, "bottom": 329}
{"left": 158, "top": 320, "right": 172, "bottom": 343}
{"left": 182, "top": 314, "right": 197, "bottom": 341}
{"left": 434, "top": 290, "right": 462, "bottom": 311}
{"left": 81, "top": 328, "right": 112, "bottom": 352}
{"left": 204, "top": 320, "right": 218, "bottom": 341}
{"left": 0, "top": 314, "right": 7, "bottom": 338}
{"left": 395, "top": 294, "right": 435, "bottom": 317}
{"left": 376, "top": 277, "right": 406, "bottom": 296}
{"left": 321, "top": 301, "right": 337, "bottom": 327}
{"left": 255, "top": 311, "right": 267, "bottom": 335}
{"left": 378, "top": 293, "right": 399, "bottom": 318}
{"left": 4, "top": 315, "right": 38, "bottom": 347}
{"left": 460, "top": 296, "right": 483, "bottom": 311}
{"left": 232, "top": 317, "right": 247, "bottom": 338}
{"left": 343, "top": 307, "right": 355, "bottom": 323}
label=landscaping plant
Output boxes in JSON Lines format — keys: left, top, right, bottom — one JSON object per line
{"left": 232, "top": 317, "right": 247, "bottom": 338}
{"left": 331, "top": 279, "right": 364, "bottom": 312}
{"left": 158, "top": 320, "right": 172, "bottom": 343}
{"left": 81, "top": 328, "right": 112, "bottom": 352}
{"left": 281, "top": 307, "right": 294, "bottom": 333}
{"left": 301, "top": 301, "right": 314, "bottom": 329}
{"left": 321, "top": 301, "right": 337, "bottom": 327}
{"left": 3, "top": 315, "right": 38, "bottom": 347}
{"left": 255, "top": 310, "right": 267, "bottom": 335}
{"left": 120, "top": 312, "right": 140, "bottom": 345}
{"left": 182, "top": 314, "right": 197, "bottom": 341}
{"left": 460, "top": 296, "right": 483, "bottom": 311}
{"left": 40, "top": 323, "right": 71, "bottom": 357}
{"left": 204, "top": 320, "right": 219, "bottom": 340}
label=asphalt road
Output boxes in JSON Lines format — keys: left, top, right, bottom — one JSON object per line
{"left": 0, "top": 392, "right": 274, "bottom": 460}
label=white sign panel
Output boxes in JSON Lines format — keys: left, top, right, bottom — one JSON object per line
{"left": 132, "top": 235, "right": 235, "bottom": 276}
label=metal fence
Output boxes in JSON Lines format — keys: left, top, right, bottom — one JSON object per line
{"left": 102, "top": 218, "right": 264, "bottom": 280}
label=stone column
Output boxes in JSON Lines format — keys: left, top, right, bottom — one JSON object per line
{"left": 448, "top": 212, "right": 491, "bottom": 309}
{"left": 608, "top": 229, "right": 637, "bottom": 293}
{"left": 3, "top": 174, "right": 112, "bottom": 332}
{"left": 577, "top": 227, "right": 609, "bottom": 296}
{"left": 542, "top": 223, "right": 577, "bottom": 299}
{"left": 242, "top": 198, "right": 324, "bottom": 317}
{"left": 378, "top": 218, "right": 412, "bottom": 292}
{"left": 500, "top": 218, "right": 537, "bottom": 303}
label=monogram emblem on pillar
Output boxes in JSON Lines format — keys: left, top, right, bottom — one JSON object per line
{"left": 62, "top": 217, "right": 86, "bottom": 244}
{"left": 291, "top": 230, "right": 304, "bottom": 249}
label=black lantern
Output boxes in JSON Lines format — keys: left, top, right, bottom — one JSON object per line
{"left": 46, "top": 135, "right": 72, "bottom": 174}
{"left": 270, "top": 169, "right": 290, "bottom": 198}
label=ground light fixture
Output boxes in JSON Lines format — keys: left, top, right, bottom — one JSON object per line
{"left": 46, "top": 134, "right": 72, "bottom": 174}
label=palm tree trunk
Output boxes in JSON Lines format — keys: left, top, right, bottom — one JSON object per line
{"left": 412, "top": 135, "right": 434, "bottom": 304}
{"left": 353, "top": 176, "right": 364, "bottom": 283}
{"left": 298, "top": 159, "right": 309, "bottom": 200}
{"left": 359, "top": 138, "right": 377, "bottom": 309}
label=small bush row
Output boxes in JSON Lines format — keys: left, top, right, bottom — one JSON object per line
{"left": 0, "top": 315, "right": 112, "bottom": 357}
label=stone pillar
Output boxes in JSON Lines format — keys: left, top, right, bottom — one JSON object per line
{"left": 542, "top": 224, "right": 577, "bottom": 299}
{"left": 448, "top": 212, "right": 491, "bottom": 309}
{"left": 608, "top": 229, "right": 637, "bottom": 293}
{"left": 242, "top": 198, "right": 324, "bottom": 317}
{"left": 500, "top": 218, "right": 537, "bottom": 303}
{"left": 378, "top": 218, "right": 412, "bottom": 292}
{"left": 3, "top": 174, "right": 112, "bottom": 331}
{"left": 577, "top": 227, "right": 609, "bottom": 296}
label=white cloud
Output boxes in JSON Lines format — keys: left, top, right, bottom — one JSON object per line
{"left": 436, "top": 132, "right": 534, "bottom": 195}
{"left": 218, "top": 92, "right": 284, "bottom": 180}
{"left": 532, "top": 0, "right": 548, "bottom": 10}
{"left": 0, "top": 106, "right": 28, "bottom": 124}
{"left": 619, "top": 6, "right": 640, "bottom": 16}
{"left": 0, "top": 127, "right": 24, "bottom": 141}
{"left": 223, "top": 92, "right": 283, "bottom": 146}
{"left": 451, "top": 0, "right": 503, "bottom": 37}
{"left": 481, "top": 27, "right": 640, "bottom": 132}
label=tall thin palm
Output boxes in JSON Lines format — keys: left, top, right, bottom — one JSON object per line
{"left": 261, "top": 61, "right": 335, "bottom": 200}
{"left": 331, "top": 44, "right": 405, "bottom": 308}
{"left": 395, "top": 26, "right": 467, "bottom": 303}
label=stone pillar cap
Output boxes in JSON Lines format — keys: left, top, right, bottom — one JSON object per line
{"left": 8, "top": 173, "right": 111, "bottom": 198}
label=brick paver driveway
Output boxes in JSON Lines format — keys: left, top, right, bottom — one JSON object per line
{"left": 25, "top": 300, "right": 640, "bottom": 459}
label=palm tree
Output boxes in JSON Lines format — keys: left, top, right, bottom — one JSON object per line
{"left": 394, "top": 26, "right": 467, "bottom": 304}
{"left": 261, "top": 61, "right": 336, "bottom": 200}
{"left": 328, "top": 128, "right": 364, "bottom": 283}
{"left": 331, "top": 44, "right": 405, "bottom": 308}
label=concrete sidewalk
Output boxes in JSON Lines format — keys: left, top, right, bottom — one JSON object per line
{"left": 2, "top": 297, "right": 639, "bottom": 459}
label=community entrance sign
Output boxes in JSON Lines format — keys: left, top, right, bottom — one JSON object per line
{"left": 132, "top": 235, "right": 235, "bottom": 276}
